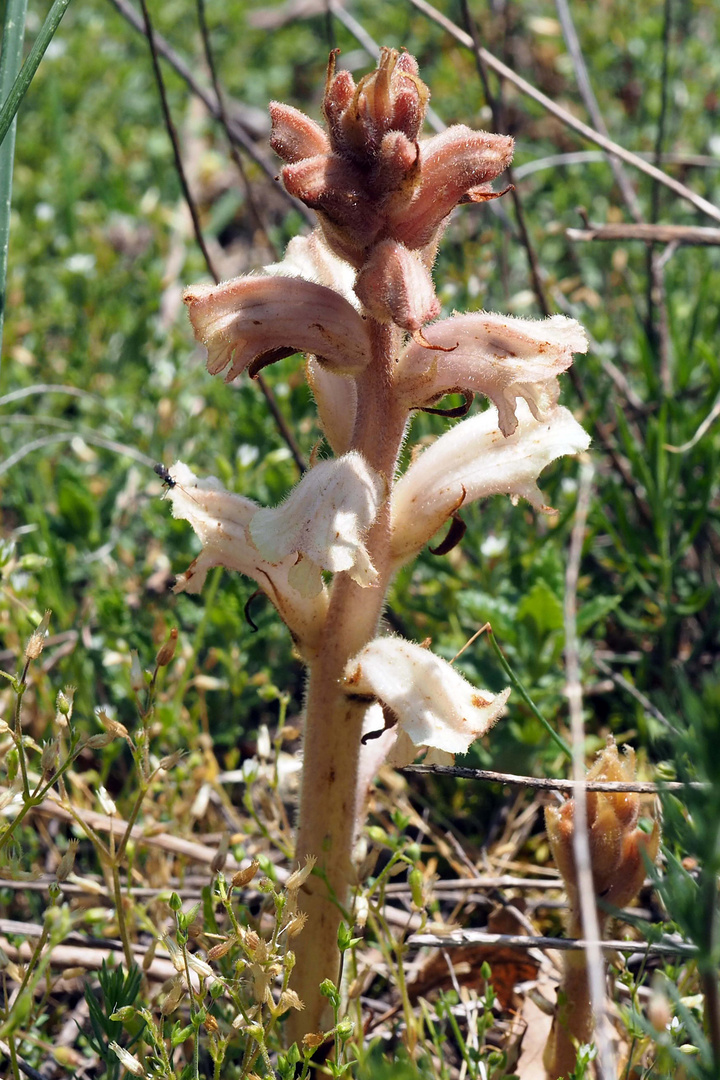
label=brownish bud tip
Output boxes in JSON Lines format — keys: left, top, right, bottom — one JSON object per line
{"left": 156, "top": 627, "right": 178, "bottom": 668}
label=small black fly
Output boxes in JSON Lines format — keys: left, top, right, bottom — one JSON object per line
{"left": 154, "top": 463, "right": 175, "bottom": 489}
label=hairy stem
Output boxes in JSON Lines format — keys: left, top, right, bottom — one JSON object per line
{"left": 288, "top": 322, "right": 408, "bottom": 1040}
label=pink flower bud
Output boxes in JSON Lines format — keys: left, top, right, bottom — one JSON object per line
{"left": 269, "top": 101, "right": 330, "bottom": 163}
{"left": 323, "top": 62, "right": 355, "bottom": 135}
{"left": 281, "top": 155, "right": 382, "bottom": 255}
{"left": 354, "top": 240, "right": 440, "bottom": 332}
{"left": 388, "top": 126, "right": 514, "bottom": 250}
{"left": 325, "top": 48, "right": 429, "bottom": 160}
{"left": 372, "top": 131, "right": 420, "bottom": 195}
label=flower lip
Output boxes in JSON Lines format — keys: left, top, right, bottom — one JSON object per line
{"left": 162, "top": 462, "right": 328, "bottom": 653}
{"left": 249, "top": 452, "right": 384, "bottom": 597}
{"left": 396, "top": 311, "right": 588, "bottom": 436}
{"left": 390, "top": 400, "right": 591, "bottom": 566}
{"left": 183, "top": 274, "right": 371, "bottom": 381}
{"left": 344, "top": 637, "right": 510, "bottom": 757}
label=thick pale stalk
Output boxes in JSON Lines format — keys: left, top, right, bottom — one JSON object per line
{"left": 544, "top": 910, "right": 609, "bottom": 1077}
{"left": 288, "top": 323, "right": 407, "bottom": 1040}
{"left": 544, "top": 949, "right": 594, "bottom": 1078}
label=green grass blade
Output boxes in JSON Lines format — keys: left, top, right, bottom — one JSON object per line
{"left": 0, "top": 0, "right": 28, "bottom": 364}
{"left": 0, "top": 0, "right": 73, "bottom": 149}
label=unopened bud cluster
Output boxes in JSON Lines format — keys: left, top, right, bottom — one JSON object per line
{"left": 545, "top": 737, "right": 660, "bottom": 936}
{"left": 544, "top": 738, "right": 660, "bottom": 1079}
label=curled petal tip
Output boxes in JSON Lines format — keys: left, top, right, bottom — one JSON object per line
{"left": 412, "top": 328, "right": 457, "bottom": 352}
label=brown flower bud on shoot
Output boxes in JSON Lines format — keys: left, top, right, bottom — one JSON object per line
{"left": 543, "top": 738, "right": 660, "bottom": 1079}
{"left": 56, "top": 839, "right": 79, "bottom": 883}
{"left": 156, "top": 627, "right": 178, "bottom": 667}
{"left": 231, "top": 859, "right": 260, "bottom": 889}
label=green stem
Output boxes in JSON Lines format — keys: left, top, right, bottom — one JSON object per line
{"left": 111, "top": 854, "right": 134, "bottom": 970}
{"left": 0, "top": 0, "right": 72, "bottom": 148}
{"left": 7, "top": 1033, "right": 21, "bottom": 1080}
{"left": 114, "top": 781, "right": 149, "bottom": 864}
{"left": 0, "top": 0, "right": 27, "bottom": 367}
{"left": 487, "top": 629, "right": 572, "bottom": 758}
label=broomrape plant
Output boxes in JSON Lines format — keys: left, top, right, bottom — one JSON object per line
{"left": 160, "top": 48, "right": 590, "bottom": 1041}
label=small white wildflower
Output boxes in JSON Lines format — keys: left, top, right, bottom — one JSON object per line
{"left": 109, "top": 1042, "right": 145, "bottom": 1076}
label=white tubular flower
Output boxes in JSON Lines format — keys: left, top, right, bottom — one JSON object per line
{"left": 264, "top": 229, "right": 360, "bottom": 309}
{"left": 183, "top": 273, "right": 370, "bottom": 383}
{"left": 305, "top": 357, "right": 357, "bottom": 456}
{"left": 249, "top": 452, "right": 384, "bottom": 597}
{"left": 391, "top": 401, "right": 590, "bottom": 565}
{"left": 344, "top": 637, "right": 510, "bottom": 757}
{"left": 164, "top": 463, "right": 328, "bottom": 651}
{"left": 396, "top": 312, "right": 588, "bottom": 436}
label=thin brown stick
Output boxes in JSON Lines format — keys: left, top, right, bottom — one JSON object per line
{"left": 136, "top": 0, "right": 217, "bottom": 279}
{"left": 135, "top": 0, "right": 306, "bottom": 474}
{"left": 105, "top": 0, "right": 314, "bottom": 226}
{"left": 195, "top": 0, "right": 276, "bottom": 258}
{"left": 402, "top": 763, "right": 701, "bottom": 793}
{"left": 0, "top": 936, "right": 186, "bottom": 982}
{"left": 567, "top": 223, "right": 720, "bottom": 245}
{"left": 593, "top": 655, "right": 679, "bottom": 733}
{"left": 564, "top": 462, "right": 616, "bottom": 1080}
{"left": 409, "top": 928, "right": 697, "bottom": 958}
{"left": 554, "top": 0, "right": 642, "bottom": 222}
{"left": 409, "top": 0, "right": 720, "bottom": 225}
{"left": 645, "top": 0, "right": 674, "bottom": 386}
{"left": 13, "top": 792, "right": 286, "bottom": 877}
{"left": 0, "top": 1040, "right": 44, "bottom": 1080}
{"left": 459, "top": 0, "right": 550, "bottom": 316}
